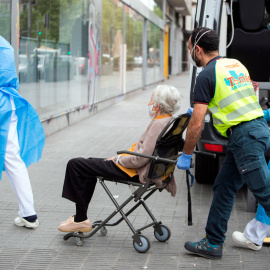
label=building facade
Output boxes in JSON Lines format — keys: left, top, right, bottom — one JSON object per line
{"left": 0, "top": 0, "right": 191, "bottom": 135}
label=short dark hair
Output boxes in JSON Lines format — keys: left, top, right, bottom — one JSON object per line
{"left": 190, "top": 27, "right": 219, "bottom": 54}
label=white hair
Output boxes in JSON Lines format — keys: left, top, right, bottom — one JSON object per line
{"left": 153, "top": 85, "right": 182, "bottom": 115}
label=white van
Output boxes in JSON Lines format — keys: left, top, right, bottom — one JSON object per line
{"left": 191, "top": 0, "right": 270, "bottom": 185}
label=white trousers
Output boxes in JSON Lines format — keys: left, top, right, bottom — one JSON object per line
{"left": 3, "top": 97, "right": 36, "bottom": 217}
{"left": 244, "top": 218, "right": 270, "bottom": 245}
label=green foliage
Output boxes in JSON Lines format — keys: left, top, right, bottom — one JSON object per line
{"left": 0, "top": 4, "right": 10, "bottom": 41}
{"left": 147, "top": 22, "right": 155, "bottom": 48}
{"left": 125, "top": 11, "right": 143, "bottom": 57}
{"left": 20, "top": 0, "right": 82, "bottom": 43}
{"left": 126, "top": 55, "right": 134, "bottom": 70}
{"left": 102, "top": 0, "right": 123, "bottom": 52}
{"left": 153, "top": 5, "right": 163, "bottom": 19}
{"left": 101, "top": 0, "right": 143, "bottom": 58}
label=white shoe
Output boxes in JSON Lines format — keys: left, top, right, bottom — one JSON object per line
{"left": 232, "top": 231, "right": 262, "bottom": 251}
{"left": 14, "top": 217, "right": 39, "bottom": 229}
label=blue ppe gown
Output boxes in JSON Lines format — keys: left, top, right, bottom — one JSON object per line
{"left": 0, "top": 36, "right": 45, "bottom": 180}
{"left": 254, "top": 109, "right": 270, "bottom": 225}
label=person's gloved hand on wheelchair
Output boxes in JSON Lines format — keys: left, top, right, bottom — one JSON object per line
{"left": 186, "top": 107, "right": 194, "bottom": 115}
{"left": 177, "top": 107, "right": 194, "bottom": 170}
{"left": 177, "top": 153, "right": 193, "bottom": 170}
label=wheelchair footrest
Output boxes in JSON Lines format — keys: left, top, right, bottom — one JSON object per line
{"left": 63, "top": 232, "right": 76, "bottom": 240}
{"left": 92, "top": 220, "right": 103, "bottom": 228}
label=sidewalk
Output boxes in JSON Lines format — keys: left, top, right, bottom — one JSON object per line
{"left": 0, "top": 73, "right": 268, "bottom": 269}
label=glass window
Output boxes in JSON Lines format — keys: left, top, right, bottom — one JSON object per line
{"left": 101, "top": 0, "right": 123, "bottom": 101}
{"left": 146, "top": 22, "right": 155, "bottom": 85}
{"left": 125, "top": 6, "right": 143, "bottom": 92}
{"left": 146, "top": 22, "right": 163, "bottom": 85}
{"left": 158, "top": 29, "right": 164, "bottom": 81}
{"left": 18, "top": 0, "right": 98, "bottom": 120}
{"left": 138, "top": 0, "right": 163, "bottom": 19}
{"left": 153, "top": 26, "right": 160, "bottom": 82}
{"left": 0, "top": 0, "right": 11, "bottom": 42}
{"left": 15, "top": 0, "right": 164, "bottom": 120}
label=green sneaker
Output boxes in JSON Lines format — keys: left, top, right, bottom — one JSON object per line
{"left": 184, "top": 238, "right": 222, "bottom": 259}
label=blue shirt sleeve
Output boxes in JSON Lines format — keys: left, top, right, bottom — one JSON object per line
{"left": 263, "top": 109, "right": 270, "bottom": 122}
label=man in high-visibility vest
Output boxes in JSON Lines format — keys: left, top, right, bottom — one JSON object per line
{"left": 176, "top": 27, "right": 270, "bottom": 259}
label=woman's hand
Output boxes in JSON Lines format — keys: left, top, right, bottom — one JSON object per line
{"left": 106, "top": 156, "right": 121, "bottom": 164}
{"left": 105, "top": 157, "right": 116, "bottom": 161}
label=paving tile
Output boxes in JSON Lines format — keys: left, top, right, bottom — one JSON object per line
{"left": 0, "top": 73, "right": 268, "bottom": 269}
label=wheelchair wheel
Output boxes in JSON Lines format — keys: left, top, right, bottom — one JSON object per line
{"left": 75, "top": 232, "right": 87, "bottom": 246}
{"left": 133, "top": 235, "right": 150, "bottom": 253}
{"left": 75, "top": 236, "right": 84, "bottom": 246}
{"left": 154, "top": 225, "right": 171, "bottom": 242}
{"left": 100, "top": 227, "right": 107, "bottom": 236}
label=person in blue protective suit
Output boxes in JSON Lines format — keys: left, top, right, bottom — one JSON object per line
{"left": 0, "top": 36, "right": 45, "bottom": 228}
{"left": 232, "top": 204, "right": 270, "bottom": 250}
{"left": 232, "top": 108, "right": 270, "bottom": 250}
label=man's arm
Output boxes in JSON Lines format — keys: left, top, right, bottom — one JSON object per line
{"left": 183, "top": 103, "right": 208, "bottom": 155}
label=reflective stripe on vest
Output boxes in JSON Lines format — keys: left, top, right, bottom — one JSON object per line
{"left": 208, "top": 58, "right": 263, "bottom": 137}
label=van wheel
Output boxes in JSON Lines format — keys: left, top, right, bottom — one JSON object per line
{"left": 195, "top": 154, "right": 220, "bottom": 184}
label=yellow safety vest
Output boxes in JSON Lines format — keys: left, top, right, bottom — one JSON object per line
{"left": 208, "top": 58, "right": 263, "bottom": 137}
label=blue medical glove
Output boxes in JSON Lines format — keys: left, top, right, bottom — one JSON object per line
{"left": 186, "top": 107, "right": 194, "bottom": 115}
{"left": 177, "top": 153, "right": 193, "bottom": 170}
{"left": 263, "top": 109, "right": 270, "bottom": 122}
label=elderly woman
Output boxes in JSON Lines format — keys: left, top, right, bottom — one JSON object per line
{"left": 58, "top": 85, "right": 182, "bottom": 233}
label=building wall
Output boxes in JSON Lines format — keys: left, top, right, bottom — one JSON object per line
{"left": 2, "top": 0, "right": 185, "bottom": 136}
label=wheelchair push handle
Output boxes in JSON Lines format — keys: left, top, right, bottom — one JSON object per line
{"left": 116, "top": 150, "right": 216, "bottom": 165}
{"left": 194, "top": 151, "right": 216, "bottom": 158}
{"left": 117, "top": 150, "right": 177, "bottom": 164}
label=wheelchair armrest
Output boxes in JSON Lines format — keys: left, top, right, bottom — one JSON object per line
{"left": 117, "top": 150, "right": 216, "bottom": 161}
{"left": 116, "top": 150, "right": 177, "bottom": 164}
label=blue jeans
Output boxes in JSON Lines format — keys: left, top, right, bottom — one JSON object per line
{"left": 205, "top": 117, "right": 270, "bottom": 245}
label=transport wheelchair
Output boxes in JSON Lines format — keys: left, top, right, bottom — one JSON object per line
{"left": 63, "top": 113, "right": 214, "bottom": 252}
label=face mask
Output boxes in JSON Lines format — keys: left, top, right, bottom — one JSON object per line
{"left": 189, "top": 51, "right": 198, "bottom": 68}
{"left": 148, "top": 105, "right": 156, "bottom": 120}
